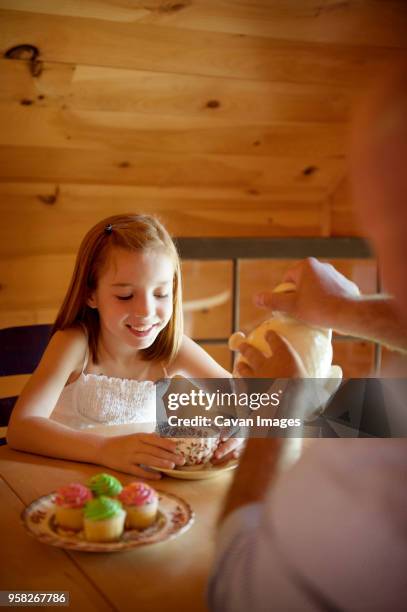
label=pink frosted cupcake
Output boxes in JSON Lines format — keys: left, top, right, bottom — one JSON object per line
{"left": 118, "top": 482, "right": 158, "bottom": 529}
{"left": 54, "top": 483, "right": 93, "bottom": 530}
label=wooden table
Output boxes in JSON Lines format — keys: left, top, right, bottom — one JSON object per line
{"left": 0, "top": 444, "right": 233, "bottom": 611}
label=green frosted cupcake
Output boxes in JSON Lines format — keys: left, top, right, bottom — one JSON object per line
{"left": 88, "top": 473, "right": 123, "bottom": 497}
{"left": 83, "top": 496, "right": 126, "bottom": 542}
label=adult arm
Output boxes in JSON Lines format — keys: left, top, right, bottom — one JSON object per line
{"left": 220, "top": 331, "right": 303, "bottom": 521}
{"left": 256, "top": 258, "right": 407, "bottom": 352}
{"left": 208, "top": 443, "right": 326, "bottom": 612}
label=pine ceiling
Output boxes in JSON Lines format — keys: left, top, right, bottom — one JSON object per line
{"left": 1, "top": 0, "right": 406, "bottom": 246}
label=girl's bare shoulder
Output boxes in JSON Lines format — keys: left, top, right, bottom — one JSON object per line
{"left": 51, "top": 325, "right": 87, "bottom": 349}
{"left": 41, "top": 325, "right": 88, "bottom": 373}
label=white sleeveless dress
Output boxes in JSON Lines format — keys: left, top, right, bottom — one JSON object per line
{"left": 50, "top": 351, "right": 167, "bottom": 431}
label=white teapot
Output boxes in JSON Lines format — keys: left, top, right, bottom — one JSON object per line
{"left": 229, "top": 281, "right": 350, "bottom": 468}
{"left": 229, "top": 282, "right": 343, "bottom": 381}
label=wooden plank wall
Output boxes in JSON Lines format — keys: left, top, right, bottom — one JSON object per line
{"left": 1, "top": 1, "right": 406, "bottom": 376}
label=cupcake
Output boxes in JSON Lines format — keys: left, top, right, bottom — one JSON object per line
{"left": 88, "top": 473, "right": 122, "bottom": 497}
{"left": 54, "top": 483, "right": 93, "bottom": 531}
{"left": 83, "top": 496, "right": 126, "bottom": 542}
{"left": 118, "top": 482, "right": 158, "bottom": 529}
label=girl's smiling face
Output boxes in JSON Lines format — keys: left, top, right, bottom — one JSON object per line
{"left": 88, "top": 247, "right": 174, "bottom": 351}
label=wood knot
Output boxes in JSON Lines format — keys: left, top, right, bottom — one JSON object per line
{"left": 206, "top": 99, "right": 221, "bottom": 109}
{"left": 5, "top": 44, "right": 39, "bottom": 61}
{"left": 37, "top": 186, "right": 59, "bottom": 205}
{"left": 4, "top": 45, "right": 43, "bottom": 78}
{"left": 118, "top": 161, "right": 130, "bottom": 168}
{"left": 31, "top": 59, "right": 43, "bottom": 77}
{"left": 20, "top": 98, "right": 34, "bottom": 106}
{"left": 302, "top": 165, "right": 318, "bottom": 176}
{"left": 158, "top": 2, "right": 187, "bottom": 13}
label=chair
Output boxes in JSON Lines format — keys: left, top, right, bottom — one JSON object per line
{"left": 0, "top": 324, "right": 52, "bottom": 444}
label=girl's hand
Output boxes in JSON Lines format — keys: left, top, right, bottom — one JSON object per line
{"left": 101, "top": 432, "right": 185, "bottom": 479}
{"left": 236, "top": 331, "right": 307, "bottom": 379}
{"left": 211, "top": 437, "right": 245, "bottom": 465}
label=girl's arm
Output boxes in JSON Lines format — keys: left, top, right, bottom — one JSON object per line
{"left": 168, "top": 335, "right": 232, "bottom": 378}
{"left": 7, "top": 329, "right": 183, "bottom": 476}
{"left": 7, "top": 327, "right": 103, "bottom": 463}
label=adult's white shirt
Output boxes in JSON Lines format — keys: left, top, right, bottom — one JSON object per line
{"left": 208, "top": 437, "right": 407, "bottom": 611}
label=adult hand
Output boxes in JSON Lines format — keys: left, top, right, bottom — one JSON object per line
{"left": 101, "top": 432, "right": 185, "bottom": 479}
{"left": 235, "top": 331, "right": 307, "bottom": 379}
{"left": 255, "top": 257, "right": 360, "bottom": 330}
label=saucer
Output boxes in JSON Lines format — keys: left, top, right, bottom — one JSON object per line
{"left": 151, "top": 459, "right": 238, "bottom": 480}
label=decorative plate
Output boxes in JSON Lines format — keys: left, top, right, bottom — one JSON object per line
{"left": 21, "top": 491, "right": 194, "bottom": 553}
{"left": 151, "top": 459, "right": 238, "bottom": 480}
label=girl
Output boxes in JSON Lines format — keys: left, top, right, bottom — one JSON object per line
{"left": 7, "top": 214, "right": 240, "bottom": 478}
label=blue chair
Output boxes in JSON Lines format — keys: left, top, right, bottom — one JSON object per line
{"left": 0, "top": 324, "right": 52, "bottom": 444}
